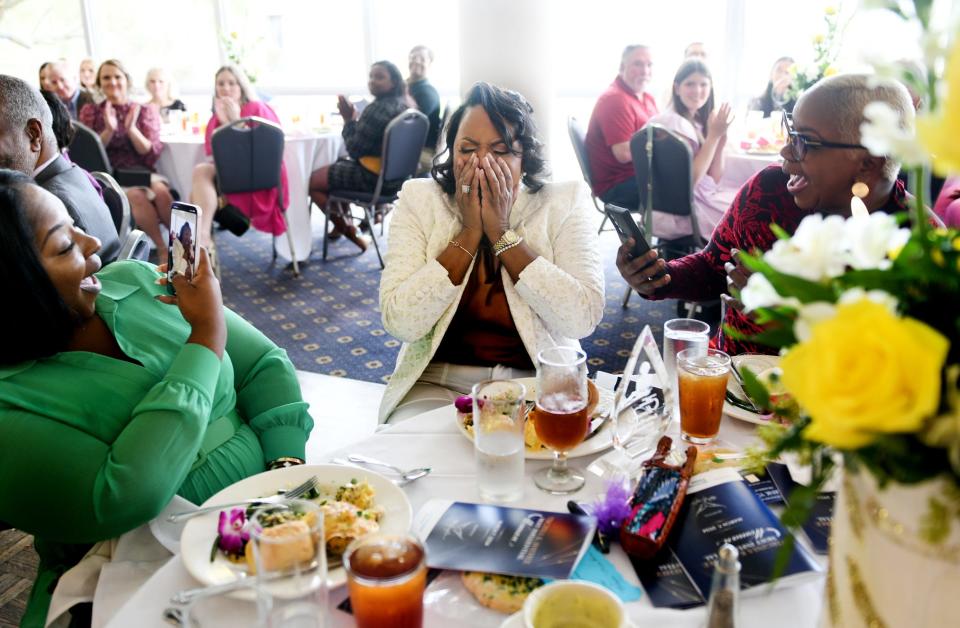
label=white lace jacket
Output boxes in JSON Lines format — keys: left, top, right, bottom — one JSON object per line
{"left": 378, "top": 178, "right": 605, "bottom": 422}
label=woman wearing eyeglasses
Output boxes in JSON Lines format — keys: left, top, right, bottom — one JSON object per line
{"left": 616, "top": 73, "right": 939, "bottom": 355}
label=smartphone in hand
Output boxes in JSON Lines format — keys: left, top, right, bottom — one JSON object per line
{"left": 167, "top": 202, "right": 202, "bottom": 294}
{"left": 604, "top": 204, "right": 666, "bottom": 278}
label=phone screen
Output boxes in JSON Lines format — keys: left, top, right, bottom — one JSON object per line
{"left": 168, "top": 202, "right": 201, "bottom": 293}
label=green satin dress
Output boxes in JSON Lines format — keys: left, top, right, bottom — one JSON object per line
{"left": 0, "top": 261, "right": 314, "bottom": 627}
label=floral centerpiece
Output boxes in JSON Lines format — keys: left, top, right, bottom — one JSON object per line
{"left": 786, "top": 5, "right": 844, "bottom": 102}
{"left": 737, "top": 3, "right": 960, "bottom": 623}
{"left": 220, "top": 30, "right": 261, "bottom": 83}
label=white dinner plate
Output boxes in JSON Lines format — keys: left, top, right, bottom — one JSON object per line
{"left": 180, "top": 464, "right": 412, "bottom": 598}
{"left": 455, "top": 378, "right": 629, "bottom": 460}
{"left": 723, "top": 354, "right": 780, "bottom": 425}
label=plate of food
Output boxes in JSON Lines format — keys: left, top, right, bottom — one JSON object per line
{"left": 179, "top": 464, "right": 412, "bottom": 597}
{"left": 454, "top": 378, "right": 632, "bottom": 460}
{"left": 723, "top": 354, "right": 782, "bottom": 424}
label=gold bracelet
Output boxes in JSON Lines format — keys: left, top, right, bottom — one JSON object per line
{"left": 448, "top": 240, "right": 476, "bottom": 261}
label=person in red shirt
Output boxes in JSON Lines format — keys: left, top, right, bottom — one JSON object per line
{"left": 585, "top": 45, "right": 659, "bottom": 209}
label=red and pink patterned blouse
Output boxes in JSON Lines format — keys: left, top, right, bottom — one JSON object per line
{"left": 651, "top": 165, "right": 909, "bottom": 355}
{"left": 79, "top": 101, "right": 163, "bottom": 171}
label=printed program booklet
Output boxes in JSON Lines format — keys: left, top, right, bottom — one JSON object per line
{"left": 413, "top": 500, "right": 597, "bottom": 579}
{"left": 631, "top": 468, "right": 823, "bottom": 608}
{"left": 742, "top": 463, "right": 834, "bottom": 555}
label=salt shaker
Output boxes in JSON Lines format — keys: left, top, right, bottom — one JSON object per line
{"left": 705, "top": 543, "right": 740, "bottom": 628}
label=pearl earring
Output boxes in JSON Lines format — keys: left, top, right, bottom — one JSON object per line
{"left": 851, "top": 182, "right": 869, "bottom": 199}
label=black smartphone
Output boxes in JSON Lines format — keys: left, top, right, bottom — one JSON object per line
{"left": 604, "top": 204, "right": 665, "bottom": 278}
{"left": 167, "top": 202, "right": 202, "bottom": 294}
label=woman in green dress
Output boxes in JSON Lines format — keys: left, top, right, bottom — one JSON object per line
{"left": 0, "top": 170, "right": 314, "bottom": 627}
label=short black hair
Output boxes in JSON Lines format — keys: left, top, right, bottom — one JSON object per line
{"left": 40, "top": 89, "right": 74, "bottom": 151}
{"left": 372, "top": 60, "right": 407, "bottom": 100}
{"left": 0, "top": 169, "right": 78, "bottom": 366}
{"left": 432, "top": 82, "right": 548, "bottom": 195}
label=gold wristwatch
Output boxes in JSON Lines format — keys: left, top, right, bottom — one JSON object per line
{"left": 493, "top": 229, "right": 523, "bottom": 256}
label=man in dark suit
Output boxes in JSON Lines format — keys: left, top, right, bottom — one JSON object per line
{"left": 0, "top": 74, "right": 121, "bottom": 263}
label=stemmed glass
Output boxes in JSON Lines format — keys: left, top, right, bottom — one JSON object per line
{"left": 533, "top": 347, "right": 589, "bottom": 494}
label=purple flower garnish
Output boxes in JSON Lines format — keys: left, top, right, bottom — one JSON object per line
{"left": 455, "top": 395, "right": 475, "bottom": 413}
{"left": 588, "top": 477, "right": 633, "bottom": 536}
{"left": 217, "top": 508, "right": 249, "bottom": 556}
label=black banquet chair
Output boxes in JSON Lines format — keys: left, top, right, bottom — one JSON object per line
{"left": 627, "top": 123, "right": 715, "bottom": 316}
{"left": 567, "top": 116, "right": 612, "bottom": 234}
{"left": 211, "top": 116, "right": 300, "bottom": 276}
{"left": 323, "top": 109, "right": 429, "bottom": 269}
{"left": 69, "top": 121, "right": 153, "bottom": 188}
{"left": 90, "top": 171, "right": 150, "bottom": 261}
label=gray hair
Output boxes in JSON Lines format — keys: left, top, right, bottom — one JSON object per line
{"left": 0, "top": 74, "right": 54, "bottom": 134}
{"left": 620, "top": 44, "right": 650, "bottom": 66}
{"left": 805, "top": 73, "right": 913, "bottom": 180}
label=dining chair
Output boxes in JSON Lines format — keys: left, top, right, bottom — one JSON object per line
{"left": 91, "top": 170, "right": 150, "bottom": 261}
{"left": 323, "top": 109, "right": 429, "bottom": 269}
{"left": 211, "top": 116, "right": 300, "bottom": 276}
{"left": 68, "top": 122, "right": 153, "bottom": 188}
{"left": 68, "top": 121, "right": 112, "bottom": 174}
{"left": 567, "top": 116, "right": 611, "bottom": 234}
{"left": 626, "top": 124, "right": 714, "bottom": 316}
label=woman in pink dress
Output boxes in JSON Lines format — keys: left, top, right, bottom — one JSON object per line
{"left": 190, "top": 64, "right": 289, "bottom": 247}
{"left": 80, "top": 59, "right": 173, "bottom": 264}
{"left": 646, "top": 59, "right": 735, "bottom": 243}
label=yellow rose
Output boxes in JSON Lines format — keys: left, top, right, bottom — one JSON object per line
{"left": 825, "top": 6, "right": 837, "bottom": 15}
{"left": 918, "top": 40, "right": 960, "bottom": 176}
{"left": 813, "top": 33, "right": 826, "bottom": 45}
{"left": 823, "top": 66, "right": 838, "bottom": 77}
{"left": 780, "top": 300, "right": 949, "bottom": 449}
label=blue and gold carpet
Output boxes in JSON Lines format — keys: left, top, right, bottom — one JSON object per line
{"left": 217, "top": 222, "right": 676, "bottom": 383}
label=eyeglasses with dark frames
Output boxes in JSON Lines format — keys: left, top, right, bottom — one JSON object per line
{"left": 781, "top": 111, "right": 866, "bottom": 161}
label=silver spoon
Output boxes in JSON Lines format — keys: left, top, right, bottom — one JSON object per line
{"left": 342, "top": 454, "right": 431, "bottom": 486}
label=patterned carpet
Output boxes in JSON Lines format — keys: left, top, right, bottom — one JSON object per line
{"left": 216, "top": 213, "right": 678, "bottom": 381}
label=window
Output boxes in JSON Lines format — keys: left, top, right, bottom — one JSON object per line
{"left": 0, "top": 0, "right": 86, "bottom": 86}
{"left": 221, "top": 0, "right": 368, "bottom": 92}
{"left": 87, "top": 0, "right": 221, "bottom": 94}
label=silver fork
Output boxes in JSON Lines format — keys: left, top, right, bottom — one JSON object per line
{"left": 166, "top": 475, "right": 320, "bottom": 523}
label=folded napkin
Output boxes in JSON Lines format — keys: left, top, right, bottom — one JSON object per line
{"left": 46, "top": 495, "right": 196, "bottom": 628}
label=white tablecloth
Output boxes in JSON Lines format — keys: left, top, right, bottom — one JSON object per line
{"left": 156, "top": 131, "right": 347, "bottom": 262}
{"left": 105, "top": 399, "right": 825, "bottom": 627}
{"left": 721, "top": 151, "right": 782, "bottom": 191}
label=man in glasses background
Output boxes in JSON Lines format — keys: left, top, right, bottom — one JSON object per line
{"left": 615, "top": 73, "right": 923, "bottom": 356}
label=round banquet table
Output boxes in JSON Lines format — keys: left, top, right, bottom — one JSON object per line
{"left": 103, "top": 388, "right": 825, "bottom": 628}
{"left": 721, "top": 150, "right": 783, "bottom": 191}
{"left": 156, "top": 130, "right": 347, "bottom": 263}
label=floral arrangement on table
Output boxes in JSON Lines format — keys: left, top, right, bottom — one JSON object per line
{"left": 220, "top": 30, "right": 262, "bottom": 83}
{"left": 785, "top": 5, "right": 845, "bottom": 102}
{"left": 735, "top": 2, "right": 960, "bottom": 623}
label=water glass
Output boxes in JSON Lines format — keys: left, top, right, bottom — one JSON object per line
{"left": 678, "top": 348, "right": 731, "bottom": 445}
{"left": 533, "top": 347, "right": 589, "bottom": 494}
{"left": 344, "top": 534, "right": 427, "bottom": 628}
{"left": 663, "top": 319, "right": 710, "bottom": 414}
{"left": 472, "top": 380, "right": 526, "bottom": 502}
{"left": 251, "top": 500, "right": 327, "bottom": 628}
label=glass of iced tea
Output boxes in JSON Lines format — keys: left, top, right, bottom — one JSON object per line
{"left": 343, "top": 534, "right": 427, "bottom": 628}
{"left": 677, "top": 348, "right": 731, "bottom": 444}
{"left": 533, "top": 347, "right": 589, "bottom": 494}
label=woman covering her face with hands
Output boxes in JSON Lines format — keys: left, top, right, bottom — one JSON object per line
{"left": 378, "top": 82, "right": 605, "bottom": 423}
{"left": 79, "top": 59, "right": 172, "bottom": 264}
{"left": 0, "top": 171, "right": 312, "bottom": 627}
{"left": 189, "top": 64, "right": 290, "bottom": 251}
